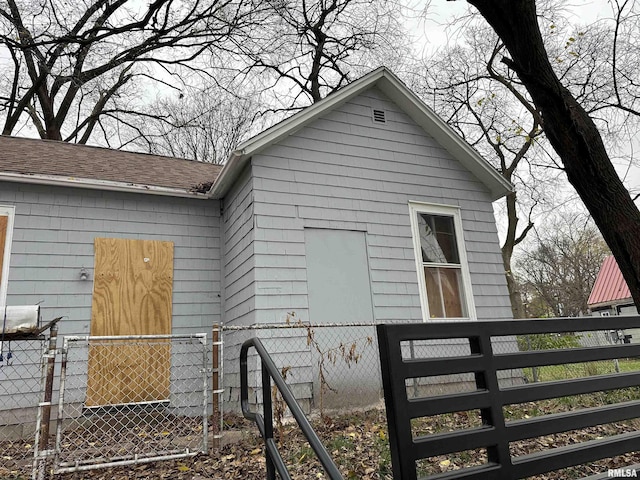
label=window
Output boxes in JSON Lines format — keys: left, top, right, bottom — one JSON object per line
{"left": 0, "top": 205, "right": 15, "bottom": 309}
{"left": 409, "top": 202, "right": 476, "bottom": 320}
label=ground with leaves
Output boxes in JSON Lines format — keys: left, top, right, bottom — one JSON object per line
{"left": 3, "top": 404, "right": 640, "bottom": 479}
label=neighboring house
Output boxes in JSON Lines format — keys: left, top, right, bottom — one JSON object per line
{"left": 588, "top": 255, "right": 639, "bottom": 343}
{"left": 588, "top": 256, "right": 637, "bottom": 316}
{"left": 0, "top": 67, "right": 514, "bottom": 414}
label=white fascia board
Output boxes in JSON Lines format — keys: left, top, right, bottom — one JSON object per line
{"left": 0, "top": 172, "right": 210, "bottom": 199}
{"left": 207, "top": 150, "right": 246, "bottom": 199}
{"left": 377, "top": 75, "right": 513, "bottom": 201}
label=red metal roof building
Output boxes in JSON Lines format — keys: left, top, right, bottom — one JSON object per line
{"left": 587, "top": 255, "right": 634, "bottom": 312}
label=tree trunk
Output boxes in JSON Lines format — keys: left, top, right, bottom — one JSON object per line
{"left": 468, "top": 0, "right": 640, "bottom": 309}
{"left": 503, "top": 257, "right": 526, "bottom": 318}
{"left": 502, "top": 191, "right": 526, "bottom": 318}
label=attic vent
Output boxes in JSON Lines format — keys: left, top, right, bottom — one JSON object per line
{"left": 372, "top": 109, "right": 386, "bottom": 123}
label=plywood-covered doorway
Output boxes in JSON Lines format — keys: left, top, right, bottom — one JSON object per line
{"left": 86, "top": 238, "right": 174, "bottom": 406}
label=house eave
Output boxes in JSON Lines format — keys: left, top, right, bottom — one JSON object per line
{"left": 210, "top": 67, "right": 513, "bottom": 201}
{"left": 208, "top": 149, "right": 246, "bottom": 199}
{"left": 0, "top": 172, "right": 210, "bottom": 199}
{"left": 588, "top": 298, "right": 635, "bottom": 310}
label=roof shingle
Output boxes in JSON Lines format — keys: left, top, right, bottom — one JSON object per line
{"left": 0, "top": 136, "right": 221, "bottom": 194}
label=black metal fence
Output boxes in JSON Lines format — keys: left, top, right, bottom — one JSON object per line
{"left": 378, "top": 316, "right": 640, "bottom": 480}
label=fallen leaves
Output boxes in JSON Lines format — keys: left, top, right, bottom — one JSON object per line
{"left": 3, "top": 406, "right": 640, "bottom": 480}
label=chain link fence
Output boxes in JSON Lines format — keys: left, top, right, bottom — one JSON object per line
{"left": 0, "top": 336, "right": 48, "bottom": 478}
{"left": 223, "top": 323, "right": 383, "bottom": 418}
{"left": 222, "top": 323, "right": 525, "bottom": 478}
{"left": 2, "top": 319, "right": 640, "bottom": 478}
{"left": 0, "top": 329, "right": 216, "bottom": 479}
{"left": 47, "top": 334, "right": 210, "bottom": 475}
{"left": 507, "top": 328, "right": 640, "bottom": 383}
{"left": 228, "top": 320, "right": 640, "bottom": 479}
{"left": 223, "top": 322, "right": 529, "bottom": 418}
{"left": 224, "top": 321, "right": 640, "bottom": 427}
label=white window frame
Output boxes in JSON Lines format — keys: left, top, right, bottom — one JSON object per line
{"left": 408, "top": 201, "right": 476, "bottom": 321}
{"left": 0, "top": 205, "right": 15, "bottom": 310}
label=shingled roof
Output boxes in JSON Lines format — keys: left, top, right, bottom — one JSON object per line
{"left": 0, "top": 135, "right": 221, "bottom": 197}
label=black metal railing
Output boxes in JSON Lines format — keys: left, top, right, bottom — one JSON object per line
{"left": 377, "top": 316, "right": 640, "bottom": 480}
{"left": 240, "top": 337, "right": 344, "bottom": 480}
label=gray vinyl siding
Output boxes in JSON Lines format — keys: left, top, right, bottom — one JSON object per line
{"left": 250, "top": 87, "right": 512, "bottom": 325}
{"left": 221, "top": 166, "right": 256, "bottom": 407}
{"left": 222, "top": 165, "right": 255, "bottom": 326}
{"left": 0, "top": 182, "right": 221, "bottom": 336}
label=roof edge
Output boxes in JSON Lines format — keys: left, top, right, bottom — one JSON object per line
{"left": 209, "top": 68, "right": 389, "bottom": 199}
{"left": 211, "top": 67, "right": 513, "bottom": 201}
{"left": 0, "top": 172, "right": 210, "bottom": 199}
{"left": 588, "top": 299, "right": 634, "bottom": 310}
{"left": 376, "top": 73, "right": 513, "bottom": 201}
{"left": 208, "top": 149, "right": 246, "bottom": 199}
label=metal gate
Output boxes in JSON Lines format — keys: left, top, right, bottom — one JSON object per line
{"left": 42, "top": 334, "right": 209, "bottom": 474}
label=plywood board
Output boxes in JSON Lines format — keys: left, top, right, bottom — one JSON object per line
{"left": 87, "top": 238, "right": 174, "bottom": 406}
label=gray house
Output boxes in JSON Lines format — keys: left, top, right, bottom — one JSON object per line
{"left": 0, "top": 68, "right": 513, "bottom": 412}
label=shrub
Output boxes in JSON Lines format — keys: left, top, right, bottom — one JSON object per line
{"left": 517, "top": 333, "right": 582, "bottom": 351}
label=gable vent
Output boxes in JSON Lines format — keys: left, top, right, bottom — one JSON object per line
{"left": 372, "top": 109, "right": 386, "bottom": 123}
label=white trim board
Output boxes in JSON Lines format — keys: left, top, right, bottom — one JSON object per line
{"left": 0, "top": 205, "right": 15, "bottom": 310}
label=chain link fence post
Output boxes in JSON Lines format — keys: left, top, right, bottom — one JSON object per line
{"left": 32, "top": 321, "right": 58, "bottom": 480}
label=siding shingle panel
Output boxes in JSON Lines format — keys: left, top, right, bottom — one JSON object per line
{"left": 0, "top": 182, "right": 220, "bottom": 336}
{"left": 251, "top": 87, "right": 511, "bottom": 324}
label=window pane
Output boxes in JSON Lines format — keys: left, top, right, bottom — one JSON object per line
{"left": 417, "top": 214, "right": 459, "bottom": 264}
{"left": 424, "top": 267, "right": 466, "bottom": 318}
{"left": 424, "top": 267, "right": 444, "bottom": 318}
{"left": 440, "top": 268, "right": 466, "bottom": 318}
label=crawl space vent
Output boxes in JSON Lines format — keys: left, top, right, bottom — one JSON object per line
{"left": 372, "top": 109, "right": 386, "bottom": 124}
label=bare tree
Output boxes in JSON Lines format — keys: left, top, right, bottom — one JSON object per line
{"left": 0, "top": 0, "right": 255, "bottom": 145}
{"left": 462, "top": 0, "right": 640, "bottom": 308}
{"left": 229, "top": 0, "right": 410, "bottom": 110}
{"left": 135, "top": 83, "right": 258, "bottom": 163}
{"left": 443, "top": 0, "right": 640, "bottom": 309}
{"left": 413, "top": 20, "right": 577, "bottom": 318}
{"left": 516, "top": 212, "right": 610, "bottom": 317}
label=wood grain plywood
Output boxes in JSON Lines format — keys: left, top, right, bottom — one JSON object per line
{"left": 0, "top": 216, "right": 7, "bottom": 286}
{"left": 87, "top": 238, "right": 174, "bottom": 406}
